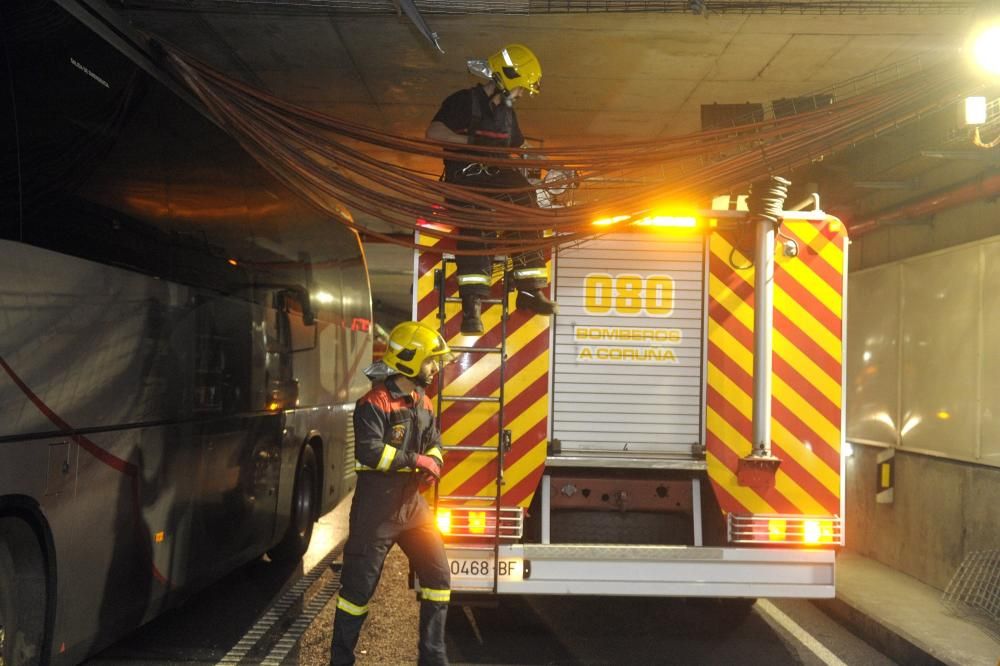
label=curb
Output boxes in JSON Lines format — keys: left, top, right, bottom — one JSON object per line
{"left": 814, "top": 597, "right": 947, "bottom": 666}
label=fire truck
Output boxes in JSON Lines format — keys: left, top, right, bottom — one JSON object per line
{"left": 414, "top": 195, "right": 845, "bottom": 601}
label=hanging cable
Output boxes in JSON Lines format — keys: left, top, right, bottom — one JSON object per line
{"left": 154, "top": 38, "right": 983, "bottom": 255}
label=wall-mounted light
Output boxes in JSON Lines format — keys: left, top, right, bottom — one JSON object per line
{"left": 967, "top": 95, "right": 1000, "bottom": 148}
{"left": 965, "top": 96, "right": 988, "bottom": 126}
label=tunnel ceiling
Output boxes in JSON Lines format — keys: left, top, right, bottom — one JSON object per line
{"left": 113, "top": 1, "right": 982, "bottom": 318}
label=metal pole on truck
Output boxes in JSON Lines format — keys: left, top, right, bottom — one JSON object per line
{"left": 752, "top": 205, "right": 776, "bottom": 457}
{"left": 737, "top": 175, "right": 790, "bottom": 488}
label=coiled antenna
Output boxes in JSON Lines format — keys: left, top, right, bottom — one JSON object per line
{"left": 747, "top": 176, "right": 792, "bottom": 225}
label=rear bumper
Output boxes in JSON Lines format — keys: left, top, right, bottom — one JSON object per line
{"left": 450, "top": 544, "right": 836, "bottom": 598}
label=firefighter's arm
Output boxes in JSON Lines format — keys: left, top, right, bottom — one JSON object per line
{"left": 426, "top": 121, "right": 468, "bottom": 144}
{"left": 421, "top": 420, "right": 444, "bottom": 466}
{"left": 416, "top": 401, "right": 444, "bottom": 479}
{"left": 353, "top": 402, "right": 419, "bottom": 472}
{"left": 427, "top": 89, "right": 470, "bottom": 145}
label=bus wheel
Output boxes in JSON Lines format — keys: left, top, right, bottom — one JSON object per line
{"left": 269, "top": 444, "right": 319, "bottom": 563}
{"left": 0, "top": 518, "right": 46, "bottom": 666}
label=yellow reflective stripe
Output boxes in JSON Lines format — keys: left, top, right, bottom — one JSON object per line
{"left": 420, "top": 587, "right": 451, "bottom": 603}
{"left": 377, "top": 444, "right": 397, "bottom": 471}
{"left": 425, "top": 446, "right": 444, "bottom": 463}
{"left": 512, "top": 267, "right": 547, "bottom": 278}
{"left": 337, "top": 596, "right": 369, "bottom": 616}
{"left": 356, "top": 466, "right": 420, "bottom": 473}
{"left": 457, "top": 274, "right": 490, "bottom": 285}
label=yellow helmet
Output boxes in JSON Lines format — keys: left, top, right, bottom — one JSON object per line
{"left": 382, "top": 321, "right": 452, "bottom": 377}
{"left": 487, "top": 44, "right": 542, "bottom": 96}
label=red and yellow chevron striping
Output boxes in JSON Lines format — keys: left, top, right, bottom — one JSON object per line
{"left": 415, "top": 234, "right": 551, "bottom": 509}
{"left": 706, "top": 217, "right": 846, "bottom": 518}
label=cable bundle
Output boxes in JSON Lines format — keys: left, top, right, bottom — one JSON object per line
{"left": 159, "top": 40, "right": 980, "bottom": 254}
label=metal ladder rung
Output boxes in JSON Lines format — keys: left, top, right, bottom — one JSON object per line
{"left": 432, "top": 260, "right": 511, "bottom": 596}
{"left": 443, "top": 445, "right": 501, "bottom": 452}
{"left": 441, "top": 256, "right": 508, "bottom": 264}
{"left": 440, "top": 395, "right": 500, "bottom": 404}
{"left": 444, "top": 296, "right": 504, "bottom": 305}
{"left": 439, "top": 494, "right": 502, "bottom": 502}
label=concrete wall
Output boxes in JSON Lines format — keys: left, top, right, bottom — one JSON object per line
{"left": 844, "top": 443, "right": 1000, "bottom": 591}
{"left": 835, "top": 99, "right": 1000, "bottom": 590}
{"left": 850, "top": 195, "right": 1000, "bottom": 272}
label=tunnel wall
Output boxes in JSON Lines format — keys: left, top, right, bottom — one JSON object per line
{"left": 844, "top": 443, "right": 1000, "bottom": 591}
{"left": 844, "top": 135, "right": 1000, "bottom": 589}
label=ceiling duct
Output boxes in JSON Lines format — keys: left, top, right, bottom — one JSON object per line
{"left": 850, "top": 172, "right": 1000, "bottom": 236}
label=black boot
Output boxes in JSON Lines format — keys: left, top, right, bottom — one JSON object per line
{"left": 460, "top": 294, "right": 484, "bottom": 335}
{"left": 516, "top": 289, "right": 558, "bottom": 316}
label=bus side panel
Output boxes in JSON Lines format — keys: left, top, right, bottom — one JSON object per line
{"left": 1, "top": 2, "right": 372, "bottom": 662}
{"left": 273, "top": 228, "right": 371, "bottom": 528}
{"left": 0, "top": 242, "right": 201, "bottom": 659}
{"left": 328, "top": 231, "right": 371, "bottom": 509}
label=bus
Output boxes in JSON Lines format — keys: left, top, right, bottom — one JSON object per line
{"left": 0, "top": 1, "right": 372, "bottom": 663}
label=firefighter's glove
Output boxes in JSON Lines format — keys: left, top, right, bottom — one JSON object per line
{"left": 415, "top": 454, "right": 442, "bottom": 480}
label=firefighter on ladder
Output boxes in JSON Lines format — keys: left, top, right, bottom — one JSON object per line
{"left": 426, "top": 43, "right": 557, "bottom": 335}
{"left": 330, "top": 321, "right": 453, "bottom": 666}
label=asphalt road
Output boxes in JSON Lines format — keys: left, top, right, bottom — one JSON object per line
{"left": 87, "top": 502, "right": 895, "bottom": 666}
{"left": 446, "top": 595, "right": 894, "bottom": 666}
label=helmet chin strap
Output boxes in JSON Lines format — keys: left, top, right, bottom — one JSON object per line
{"left": 490, "top": 75, "right": 516, "bottom": 107}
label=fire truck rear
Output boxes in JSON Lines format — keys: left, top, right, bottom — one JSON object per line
{"left": 414, "top": 197, "right": 846, "bottom": 600}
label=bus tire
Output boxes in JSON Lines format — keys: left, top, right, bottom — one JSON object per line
{"left": 0, "top": 518, "right": 46, "bottom": 666}
{"left": 268, "top": 444, "right": 319, "bottom": 563}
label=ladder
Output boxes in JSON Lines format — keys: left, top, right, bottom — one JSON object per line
{"left": 432, "top": 256, "right": 512, "bottom": 594}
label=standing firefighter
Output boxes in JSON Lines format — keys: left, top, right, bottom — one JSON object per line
{"left": 330, "top": 322, "right": 453, "bottom": 666}
{"left": 426, "top": 43, "right": 557, "bottom": 335}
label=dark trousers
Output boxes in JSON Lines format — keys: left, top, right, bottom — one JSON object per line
{"left": 330, "top": 493, "right": 451, "bottom": 666}
{"left": 448, "top": 168, "right": 547, "bottom": 298}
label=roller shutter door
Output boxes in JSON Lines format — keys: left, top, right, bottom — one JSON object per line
{"left": 551, "top": 231, "right": 705, "bottom": 457}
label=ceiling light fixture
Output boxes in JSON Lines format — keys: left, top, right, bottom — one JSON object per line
{"left": 971, "top": 24, "right": 1000, "bottom": 75}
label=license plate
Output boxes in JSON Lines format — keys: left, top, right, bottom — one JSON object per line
{"left": 448, "top": 554, "right": 523, "bottom": 586}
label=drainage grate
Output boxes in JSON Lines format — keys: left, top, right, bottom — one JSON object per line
{"left": 941, "top": 549, "right": 1000, "bottom": 641}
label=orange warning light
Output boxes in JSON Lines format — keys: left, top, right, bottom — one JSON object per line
{"left": 635, "top": 216, "right": 698, "bottom": 228}
{"left": 593, "top": 215, "right": 630, "bottom": 227}
{"left": 436, "top": 509, "right": 452, "bottom": 535}
{"left": 468, "top": 511, "right": 487, "bottom": 535}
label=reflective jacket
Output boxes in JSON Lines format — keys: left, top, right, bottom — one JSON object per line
{"left": 351, "top": 376, "right": 444, "bottom": 527}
